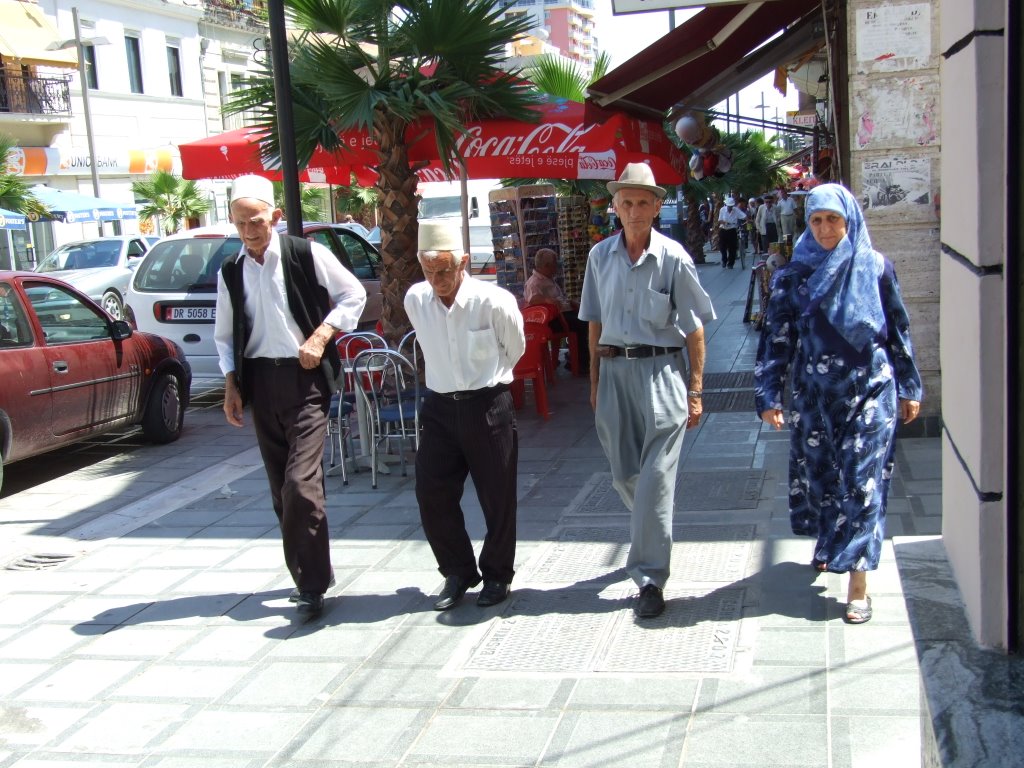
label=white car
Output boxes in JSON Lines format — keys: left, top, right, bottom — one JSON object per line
{"left": 34, "top": 236, "right": 150, "bottom": 320}
{"left": 124, "top": 223, "right": 384, "bottom": 378}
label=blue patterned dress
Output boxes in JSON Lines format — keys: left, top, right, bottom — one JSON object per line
{"left": 754, "top": 257, "right": 922, "bottom": 573}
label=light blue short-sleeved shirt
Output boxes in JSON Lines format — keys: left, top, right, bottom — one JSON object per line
{"left": 578, "top": 229, "right": 716, "bottom": 347}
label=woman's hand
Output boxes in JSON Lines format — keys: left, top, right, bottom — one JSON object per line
{"left": 760, "top": 408, "right": 784, "bottom": 430}
{"left": 900, "top": 399, "right": 920, "bottom": 424}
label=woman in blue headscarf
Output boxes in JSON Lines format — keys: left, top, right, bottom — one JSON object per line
{"left": 754, "top": 183, "right": 922, "bottom": 624}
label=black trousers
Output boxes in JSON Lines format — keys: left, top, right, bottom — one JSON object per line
{"left": 415, "top": 387, "right": 518, "bottom": 584}
{"left": 549, "top": 310, "right": 591, "bottom": 369}
{"left": 249, "top": 360, "right": 333, "bottom": 594}
{"left": 719, "top": 228, "right": 739, "bottom": 267}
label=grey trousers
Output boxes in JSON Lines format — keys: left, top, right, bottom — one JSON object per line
{"left": 595, "top": 352, "right": 689, "bottom": 589}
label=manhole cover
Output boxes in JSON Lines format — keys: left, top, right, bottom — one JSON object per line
{"left": 460, "top": 587, "right": 744, "bottom": 674}
{"left": 677, "top": 470, "right": 764, "bottom": 510}
{"left": 6, "top": 553, "right": 76, "bottom": 570}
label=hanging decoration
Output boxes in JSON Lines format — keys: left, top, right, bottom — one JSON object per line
{"left": 673, "top": 111, "right": 733, "bottom": 181}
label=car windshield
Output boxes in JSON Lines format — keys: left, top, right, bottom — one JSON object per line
{"left": 133, "top": 236, "right": 242, "bottom": 292}
{"left": 37, "top": 240, "right": 122, "bottom": 272}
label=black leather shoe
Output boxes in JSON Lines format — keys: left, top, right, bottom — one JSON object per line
{"left": 477, "top": 580, "right": 510, "bottom": 607}
{"left": 634, "top": 584, "right": 665, "bottom": 618}
{"left": 434, "top": 574, "right": 480, "bottom": 611}
{"left": 289, "top": 574, "right": 335, "bottom": 602}
{"left": 295, "top": 591, "right": 324, "bottom": 616}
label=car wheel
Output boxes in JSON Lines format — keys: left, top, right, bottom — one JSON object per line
{"left": 141, "top": 373, "right": 184, "bottom": 443}
{"left": 101, "top": 290, "right": 124, "bottom": 320}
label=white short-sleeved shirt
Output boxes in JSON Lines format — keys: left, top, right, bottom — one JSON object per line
{"left": 405, "top": 276, "right": 525, "bottom": 393}
{"left": 578, "top": 229, "right": 716, "bottom": 348}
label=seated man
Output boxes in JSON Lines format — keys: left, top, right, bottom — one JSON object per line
{"left": 524, "top": 248, "right": 590, "bottom": 372}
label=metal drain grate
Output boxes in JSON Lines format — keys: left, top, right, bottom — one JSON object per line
{"left": 677, "top": 470, "right": 765, "bottom": 510}
{"left": 702, "top": 371, "right": 756, "bottom": 413}
{"left": 6, "top": 552, "right": 76, "bottom": 570}
{"left": 704, "top": 371, "right": 756, "bottom": 390}
{"left": 460, "top": 587, "right": 744, "bottom": 674}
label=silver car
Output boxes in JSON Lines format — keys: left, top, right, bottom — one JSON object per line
{"left": 35, "top": 236, "right": 150, "bottom": 320}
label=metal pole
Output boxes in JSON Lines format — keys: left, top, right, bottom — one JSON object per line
{"left": 267, "top": 0, "right": 302, "bottom": 236}
{"left": 72, "top": 7, "right": 100, "bottom": 199}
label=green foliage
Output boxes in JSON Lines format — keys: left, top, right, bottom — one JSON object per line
{"left": 223, "top": 0, "right": 543, "bottom": 176}
{"left": 131, "top": 170, "right": 211, "bottom": 234}
{"left": 0, "top": 135, "right": 49, "bottom": 218}
{"left": 271, "top": 180, "right": 328, "bottom": 221}
{"left": 682, "top": 128, "right": 787, "bottom": 200}
{"left": 524, "top": 51, "right": 611, "bottom": 103}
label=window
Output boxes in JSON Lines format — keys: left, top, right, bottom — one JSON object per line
{"left": 0, "top": 283, "right": 33, "bottom": 347}
{"left": 166, "top": 45, "right": 182, "bottom": 96}
{"left": 24, "top": 283, "right": 111, "bottom": 344}
{"left": 125, "top": 35, "right": 143, "bottom": 94}
{"left": 83, "top": 44, "right": 98, "bottom": 90}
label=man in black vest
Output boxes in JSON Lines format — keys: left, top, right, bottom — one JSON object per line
{"left": 214, "top": 175, "right": 366, "bottom": 616}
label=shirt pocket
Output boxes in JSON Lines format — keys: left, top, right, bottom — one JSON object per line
{"left": 468, "top": 328, "right": 499, "bottom": 362}
{"left": 640, "top": 288, "right": 672, "bottom": 327}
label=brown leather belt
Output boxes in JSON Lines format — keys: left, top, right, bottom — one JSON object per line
{"left": 595, "top": 345, "right": 682, "bottom": 360}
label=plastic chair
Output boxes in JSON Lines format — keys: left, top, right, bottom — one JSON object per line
{"left": 352, "top": 348, "right": 421, "bottom": 489}
{"left": 522, "top": 303, "right": 580, "bottom": 378}
{"left": 510, "top": 322, "right": 551, "bottom": 419}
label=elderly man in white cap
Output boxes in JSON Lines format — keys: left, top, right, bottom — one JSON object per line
{"left": 404, "top": 219, "right": 525, "bottom": 611}
{"left": 214, "top": 174, "right": 366, "bottom": 617}
{"left": 579, "top": 162, "right": 716, "bottom": 619}
{"left": 718, "top": 195, "right": 747, "bottom": 269}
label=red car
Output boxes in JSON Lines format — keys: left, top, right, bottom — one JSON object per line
{"left": 0, "top": 272, "right": 192, "bottom": 491}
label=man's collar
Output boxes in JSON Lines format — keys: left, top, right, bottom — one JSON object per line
{"left": 614, "top": 229, "right": 662, "bottom": 267}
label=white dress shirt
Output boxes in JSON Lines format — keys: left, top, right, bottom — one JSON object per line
{"left": 718, "top": 206, "right": 746, "bottom": 230}
{"left": 404, "top": 276, "right": 525, "bottom": 393}
{"left": 777, "top": 197, "right": 797, "bottom": 216}
{"left": 214, "top": 232, "right": 367, "bottom": 375}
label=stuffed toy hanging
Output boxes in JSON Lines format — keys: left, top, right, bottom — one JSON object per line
{"left": 674, "top": 111, "right": 732, "bottom": 181}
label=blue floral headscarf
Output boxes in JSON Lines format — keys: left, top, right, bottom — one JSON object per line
{"left": 791, "top": 183, "right": 884, "bottom": 352}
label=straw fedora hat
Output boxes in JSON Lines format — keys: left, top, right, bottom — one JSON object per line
{"left": 606, "top": 162, "right": 667, "bottom": 200}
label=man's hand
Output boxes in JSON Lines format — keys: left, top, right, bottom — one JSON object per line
{"left": 761, "top": 408, "right": 784, "bottom": 430}
{"left": 224, "top": 375, "right": 244, "bottom": 427}
{"left": 298, "top": 323, "right": 337, "bottom": 370}
{"left": 686, "top": 394, "right": 703, "bottom": 429}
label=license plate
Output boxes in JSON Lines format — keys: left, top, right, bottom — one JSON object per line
{"left": 168, "top": 306, "right": 215, "bottom": 321}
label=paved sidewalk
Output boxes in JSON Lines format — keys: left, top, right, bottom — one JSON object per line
{"left": 0, "top": 255, "right": 954, "bottom": 767}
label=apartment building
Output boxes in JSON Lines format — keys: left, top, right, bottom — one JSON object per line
{"left": 501, "top": 0, "right": 597, "bottom": 74}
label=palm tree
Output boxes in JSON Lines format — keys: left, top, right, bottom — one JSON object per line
{"left": 224, "top": 0, "right": 540, "bottom": 340}
{"left": 0, "top": 135, "right": 48, "bottom": 219}
{"left": 334, "top": 175, "right": 379, "bottom": 226}
{"left": 271, "top": 180, "right": 327, "bottom": 221}
{"left": 524, "top": 51, "right": 611, "bottom": 104}
{"left": 132, "top": 170, "right": 211, "bottom": 234}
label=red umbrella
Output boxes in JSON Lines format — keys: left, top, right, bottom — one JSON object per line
{"left": 178, "top": 98, "right": 688, "bottom": 186}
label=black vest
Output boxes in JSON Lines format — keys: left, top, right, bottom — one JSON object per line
{"left": 220, "top": 235, "right": 342, "bottom": 403}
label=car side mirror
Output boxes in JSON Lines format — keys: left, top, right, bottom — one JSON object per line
{"left": 111, "top": 319, "right": 133, "bottom": 341}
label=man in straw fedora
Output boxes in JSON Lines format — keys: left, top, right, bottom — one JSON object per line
{"left": 579, "top": 162, "right": 717, "bottom": 619}
{"left": 405, "top": 219, "right": 525, "bottom": 611}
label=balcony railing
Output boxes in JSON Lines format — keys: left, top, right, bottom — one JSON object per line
{"left": 0, "top": 72, "right": 72, "bottom": 117}
{"left": 202, "top": 0, "right": 268, "bottom": 32}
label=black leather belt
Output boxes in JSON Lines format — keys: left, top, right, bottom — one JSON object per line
{"left": 249, "top": 357, "right": 299, "bottom": 366}
{"left": 596, "top": 345, "right": 682, "bottom": 360}
{"left": 432, "top": 383, "right": 509, "bottom": 400}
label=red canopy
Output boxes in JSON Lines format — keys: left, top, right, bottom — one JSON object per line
{"left": 178, "top": 99, "right": 688, "bottom": 186}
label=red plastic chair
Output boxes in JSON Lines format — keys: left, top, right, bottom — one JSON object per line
{"left": 521, "top": 303, "right": 580, "bottom": 378}
{"left": 510, "top": 322, "right": 551, "bottom": 419}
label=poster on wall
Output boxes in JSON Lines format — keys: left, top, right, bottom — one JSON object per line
{"left": 853, "top": 77, "right": 938, "bottom": 149}
{"left": 855, "top": 3, "right": 931, "bottom": 72}
{"left": 861, "top": 157, "right": 931, "bottom": 210}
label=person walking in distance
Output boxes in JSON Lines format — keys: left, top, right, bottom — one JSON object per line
{"left": 579, "top": 163, "right": 717, "bottom": 619}
{"left": 214, "top": 175, "right": 367, "bottom": 617}
{"left": 405, "top": 220, "right": 526, "bottom": 611}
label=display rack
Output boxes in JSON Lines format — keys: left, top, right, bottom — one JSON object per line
{"left": 556, "top": 195, "right": 589, "bottom": 303}
{"left": 488, "top": 184, "right": 558, "bottom": 301}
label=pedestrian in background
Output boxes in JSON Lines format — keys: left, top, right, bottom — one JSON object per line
{"left": 405, "top": 220, "right": 525, "bottom": 612}
{"left": 717, "top": 195, "right": 746, "bottom": 269}
{"left": 754, "top": 183, "right": 922, "bottom": 624}
{"left": 756, "top": 194, "right": 778, "bottom": 252}
{"left": 215, "top": 175, "right": 367, "bottom": 617}
{"left": 525, "top": 247, "right": 591, "bottom": 372}
{"left": 579, "top": 163, "right": 716, "bottom": 619}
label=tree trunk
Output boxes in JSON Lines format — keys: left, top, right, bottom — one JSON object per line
{"left": 375, "top": 116, "right": 423, "bottom": 345}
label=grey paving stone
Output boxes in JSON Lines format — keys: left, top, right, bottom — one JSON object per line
{"left": 829, "top": 669, "right": 923, "bottom": 715}
{"left": 330, "top": 666, "right": 458, "bottom": 707}
{"left": 265, "top": 626, "right": 394, "bottom": 661}
{"left": 226, "top": 660, "right": 349, "bottom": 706}
{"left": 409, "top": 710, "right": 559, "bottom": 764}
{"left": 367, "top": 625, "right": 476, "bottom": 669}
{"left": 752, "top": 627, "right": 827, "bottom": 667}
{"left": 696, "top": 667, "right": 826, "bottom": 715}
{"left": 157, "top": 710, "right": 310, "bottom": 753}
{"left": 0, "top": 625, "right": 98, "bottom": 660}
{"left": 836, "top": 714, "right": 923, "bottom": 768}
{"left": 0, "top": 663, "right": 49, "bottom": 697}
{"left": 59, "top": 701, "right": 190, "bottom": 753}
{"left": 284, "top": 706, "right": 426, "bottom": 762}
{"left": 0, "top": 593, "right": 73, "bottom": 627}
{"left": 566, "top": 678, "right": 698, "bottom": 711}
{"left": 541, "top": 710, "right": 687, "bottom": 768}
{"left": 830, "top": 624, "right": 920, "bottom": 671}
{"left": 682, "top": 713, "right": 828, "bottom": 766}
{"left": 17, "top": 658, "right": 143, "bottom": 702}
{"left": 0, "top": 704, "right": 93, "bottom": 748}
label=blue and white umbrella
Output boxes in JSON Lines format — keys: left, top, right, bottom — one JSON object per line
{"left": 0, "top": 207, "right": 27, "bottom": 230}
{"left": 29, "top": 185, "right": 139, "bottom": 224}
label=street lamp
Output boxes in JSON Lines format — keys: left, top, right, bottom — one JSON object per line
{"left": 47, "top": 7, "right": 109, "bottom": 199}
